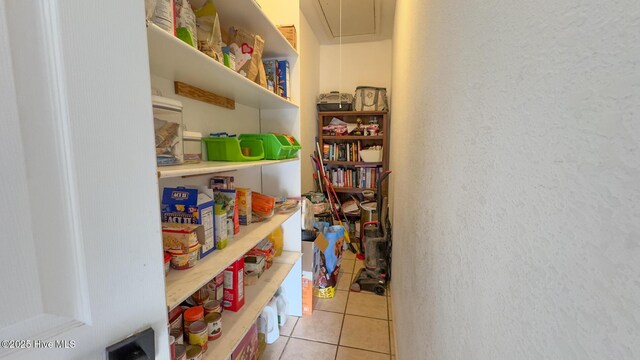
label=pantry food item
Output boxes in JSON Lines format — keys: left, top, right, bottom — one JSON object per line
{"left": 191, "top": 288, "right": 209, "bottom": 305}
{"left": 153, "top": 96, "right": 184, "bottom": 166}
{"left": 171, "top": 328, "right": 184, "bottom": 345}
{"left": 176, "top": 0, "right": 197, "bottom": 48}
{"left": 251, "top": 191, "right": 275, "bottom": 219}
{"left": 203, "top": 299, "right": 222, "bottom": 314}
{"left": 151, "top": 0, "right": 175, "bottom": 34}
{"left": 183, "top": 306, "right": 204, "bottom": 336}
{"left": 277, "top": 25, "right": 297, "bottom": 50}
{"left": 205, "top": 312, "right": 222, "bottom": 340}
{"left": 231, "top": 322, "right": 258, "bottom": 360}
{"left": 236, "top": 188, "right": 252, "bottom": 225}
{"left": 185, "top": 344, "right": 202, "bottom": 360}
{"left": 263, "top": 60, "right": 277, "bottom": 93}
{"left": 164, "top": 253, "right": 171, "bottom": 276}
{"left": 169, "top": 243, "right": 201, "bottom": 270}
{"left": 193, "top": 0, "right": 223, "bottom": 63}
{"left": 188, "top": 321, "right": 208, "bottom": 351}
{"left": 277, "top": 60, "right": 290, "bottom": 99}
{"left": 229, "top": 27, "right": 266, "bottom": 85}
{"left": 162, "top": 223, "right": 203, "bottom": 252}
{"left": 175, "top": 344, "right": 187, "bottom": 360}
{"left": 214, "top": 203, "right": 228, "bottom": 249}
{"left": 223, "top": 258, "right": 245, "bottom": 312}
{"left": 162, "top": 187, "right": 215, "bottom": 258}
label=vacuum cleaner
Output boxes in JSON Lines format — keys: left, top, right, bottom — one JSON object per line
{"left": 351, "top": 171, "right": 392, "bottom": 296}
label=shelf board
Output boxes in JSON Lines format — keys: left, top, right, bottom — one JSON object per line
{"left": 333, "top": 187, "right": 376, "bottom": 193}
{"left": 322, "top": 136, "right": 383, "bottom": 140}
{"left": 147, "top": 24, "right": 298, "bottom": 110}
{"left": 165, "top": 208, "right": 300, "bottom": 310}
{"left": 157, "top": 158, "right": 298, "bottom": 179}
{"left": 324, "top": 161, "right": 383, "bottom": 166}
{"left": 203, "top": 252, "right": 300, "bottom": 360}
{"left": 318, "top": 111, "right": 388, "bottom": 116}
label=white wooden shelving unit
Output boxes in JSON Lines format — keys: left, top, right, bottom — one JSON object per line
{"left": 146, "top": 1, "right": 302, "bottom": 358}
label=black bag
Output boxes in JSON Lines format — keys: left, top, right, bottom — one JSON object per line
{"left": 317, "top": 91, "right": 353, "bottom": 111}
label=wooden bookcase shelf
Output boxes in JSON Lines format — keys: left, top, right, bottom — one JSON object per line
{"left": 318, "top": 111, "right": 389, "bottom": 195}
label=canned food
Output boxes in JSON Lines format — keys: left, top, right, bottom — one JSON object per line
{"left": 203, "top": 300, "right": 222, "bottom": 314}
{"left": 170, "top": 328, "right": 184, "bottom": 345}
{"left": 169, "top": 243, "right": 201, "bottom": 270}
{"left": 205, "top": 312, "right": 222, "bottom": 340}
{"left": 183, "top": 306, "right": 204, "bottom": 338}
{"left": 175, "top": 344, "right": 187, "bottom": 360}
{"left": 188, "top": 320, "right": 208, "bottom": 352}
{"left": 185, "top": 345, "right": 202, "bottom": 360}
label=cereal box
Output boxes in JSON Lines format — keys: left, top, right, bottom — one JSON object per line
{"left": 223, "top": 258, "right": 245, "bottom": 312}
{"left": 161, "top": 187, "right": 216, "bottom": 257}
{"left": 236, "top": 188, "right": 252, "bottom": 225}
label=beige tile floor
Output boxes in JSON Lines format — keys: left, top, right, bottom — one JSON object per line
{"left": 261, "top": 254, "right": 397, "bottom": 360}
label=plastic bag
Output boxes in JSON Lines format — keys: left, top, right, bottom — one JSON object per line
{"left": 312, "top": 222, "right": 344, "bottom": 293}
{"left": 193, "top": 0, "right": 224, "bottom": 62}
{"left": 151, "top": 0, "right": 175, "bottom": 34}
{"left": 145, "top": 0, "right": 158, "bottom": 21}
{"left": 175, "top": 0, "right": 197, "bottom": 47}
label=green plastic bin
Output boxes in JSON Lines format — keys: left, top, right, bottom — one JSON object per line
{"left": 239, "top": 134, "right": 301, "bottom": 160}
{"left": 202, "top": 137, "right": 265, "bottom": 161}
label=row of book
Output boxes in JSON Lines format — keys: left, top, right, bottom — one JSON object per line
{"left": 323, "top": 142, "right": 362, "bottom": 162}
{"left": 326, "top": 166, "right": 382, "bottom": 189}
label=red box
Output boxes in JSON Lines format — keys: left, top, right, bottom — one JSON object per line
{"left": 232, "top": 322, "right": 258, "bottom": 360}
{"left": 223, "top": 258, "right": 245, "bottom": 312}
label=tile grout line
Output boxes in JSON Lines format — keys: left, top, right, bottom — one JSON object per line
{"left": 334, "top": 252, "right": 357, "bottom": 360}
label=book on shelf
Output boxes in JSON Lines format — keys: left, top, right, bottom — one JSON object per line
{"left": 322, "top": 141, "right": 363, "bottom": 162}
{"left": 325, "top": 166, "right": 381, "bottom": 189}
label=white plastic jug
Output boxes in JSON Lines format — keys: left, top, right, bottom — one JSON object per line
{"left": 259, "top": 298, "right": 279, "bottom": 344}
{"left": 275, "top": 287, "right": 289, "bottom": 327}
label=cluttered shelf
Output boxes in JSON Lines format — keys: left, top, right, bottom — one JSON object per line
{"left": 165, "top": 208, "right": 300, "bottom": 310}
{"left": 322, "top": 136, "right": 383, "bottom": 140}
{"left": 318, "top": 111, "right": 388, "bottom": 116}
{"left": 147, "top": 23, "right": 298, "bottom": 110}
{"left": 203, "top": 252, "right": 300, "bottom": 360}
{"left": 157, "top": 158, "right": 298, "bottom": 179}
{"left": 333, "top": 187, "right": 376, "bottom": 193}
{"left": 324, "top": 161, "right": 383, "bottom": 166}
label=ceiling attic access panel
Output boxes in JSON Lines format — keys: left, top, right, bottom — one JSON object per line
{"left": 318, "top": 0, "right": 376, "bottom": 37}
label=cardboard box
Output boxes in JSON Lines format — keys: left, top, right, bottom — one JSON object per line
{"left": 161, "top": 223, "right": 205, "bottom": 252}
{"left": 231, "top": 321, "right": 258, "bottom": 360}
{"left": 263, "top": 60, "right": 277, "bottom": 93}
{"left": 277, "top": 25, "right": 297, "bottom": 50}
{"left": 277, "top": 60, "right": 290, "bottom": 100}
{"left": 302, "top": 271, "right": 313, "bottom": 315}
{"left": 210, "top": 176, "right": 235, "bottom": 190}
{"left": 223, "top": 258, "right": 245, "bottom": 312}
{"left": 236, "top": 188, "right": 252, "bottom": 225}
{"left": 161, "top": 187, "right": 216, "bottom": 257}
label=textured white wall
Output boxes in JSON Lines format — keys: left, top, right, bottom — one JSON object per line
{"left": 319, "top": 40, "right": 392, "bottom": 94}
{"left": 300, "top": 11, "right": 321, "bottom": 193}
{"left": 390, "top": 0, "right": 640, "bottom": 359}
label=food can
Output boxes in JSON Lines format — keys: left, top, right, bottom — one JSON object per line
{"left": 188, "top": 320, "right": 208, "bottom": 352}
{"left": 170, "top": 328, "right": 184, "bottom": 345}
{"left": 183, "top": 306, "right": 204, "bottom": 338}
{"left": 215, "top": 273, "right": 225, "bottom": 306}
{"left": 174, "top": 344, "right": 187, "bottom": 360}
{"left": 185, "top": 345, "right": 202, "bottom": 360}
{"left": 169, "top": 243, "right": 201, "bottom": 270}
{"left": 191, "top": 288, "right": 209, "bottom": 305}
{"left": 205, "top": 312, "right": 222, "bottom": 340}
{"left": 203, "top": 299, "right": 222, "bottom": 314}
{"left": 169, "top": 335, "right": 176, "bottom": 359}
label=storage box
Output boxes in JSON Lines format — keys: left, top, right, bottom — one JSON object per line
{"left": 263, "top": 60, "right": 278, "bottom": 93}
{"left": 277, "top": 25, "right": 297, "bottom": 50}
{"left": 161, "top": 223, "right": 205, "bottom": 252}
{"left": 277, "top": 60, "right": 290, "bottom": 100}
{"left": 183, "top": 130, "right": 202, "bottom": 163}
{"left": 302, "top": 271, "right": 313, "bottom": 315}
{"left": 153, "top": 95, "right": 184, "bottom": 166}
{"left": 223, "top": 258, "right": 245, "bottom": 312}
{"left": 202, "top": 136, "right": 265, "bottom": 162}
{"left": 231, "top": 321, "right": 258, "bottom": 360}
{"left": 210, "top": 176, "right": 235, "bottom": 190}
{"left": 161, "top": 187, "right": 216, "bottom": 257}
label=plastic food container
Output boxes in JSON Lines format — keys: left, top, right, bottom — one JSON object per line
{"left": 183, "top": 131, "right": 203, "bottom": 163}
{"left": 239, "top": 134, "right": 301, "bottom": 159}
{"left": 202, "top": 136, "right": 265, "bottom": 161}
{"left": 360, "top": 148, "right": 383, "bottom": 162}
{"left": 152, "top": 95, "right": 184, "bottom": 166}
{"left": 164, "top": 253, "right": 171, "bottom": 277}
{"left": 169, "top": 243, "right": 201, "bottom": 270}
